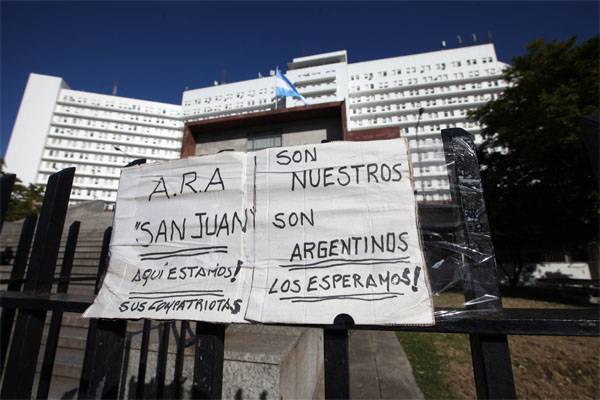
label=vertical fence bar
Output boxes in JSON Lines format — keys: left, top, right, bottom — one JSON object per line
{"left": 0, "top": 173, "right": 16, "bottom": 232}
{"left": 37, "top": 221, "right": 80, "bottom": 399}
{"left": 323, "top": 329, "right": 350, "bottom": 399}
{"left": 119, "top": 334, "right": 132, "bottom": 400}
{"left": 156, "top": 321, "right": 171, "bottom": 399}
{"left": 136, "top": 319, "right": 152, "bottom": 398}
{"left": 79, "top": 227, "right": 128, "bottom": 399}
{"left": 0, "top": 167, "right": 74, "bottom": 399}
{"left": 324, "top": 314, "right": 352, "bottom": 399}
{"left": 441, "top": 128, "right": 516, "bottom": 399}
{"left": 173, "top": 321, "right": 187, "bottom": 399}
{"left": 0, "top": 214, "right": 36, "bottom": 373}
{"left": 191, "top": 322, "right": 225, "bottom": 399}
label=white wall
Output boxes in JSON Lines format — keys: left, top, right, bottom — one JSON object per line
{"left": 4, "top": 73, "right": 66, "bottom": 184}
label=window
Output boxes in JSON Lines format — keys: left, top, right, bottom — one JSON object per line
{"left": 247, "top": 133, "right": 282, "bottom": 151}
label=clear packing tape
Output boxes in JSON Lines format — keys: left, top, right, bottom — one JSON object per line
{"left": 417, "top": 131, "right": 502, "bottom": 322}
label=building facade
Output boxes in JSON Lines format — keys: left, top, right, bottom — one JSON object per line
{"left": 5, "top": 44, "right": 508, "bottom": 205}
{"left": 182, "top": 44, "right": 509, "bottom": 202}
{"left": 4, "top": 74, "right": 183, "bottom": 204}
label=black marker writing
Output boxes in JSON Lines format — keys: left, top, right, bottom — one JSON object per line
{"left": 290, "top": 162, "right": 402, "bottom": 191}
{"left": 275, "top": 147, "right": 317, "bottom": 165}
{"left": 148, "top": 168, "right": 225, "bottom": 201}
{"left": 289, "top": 232, "right": 409, "bottom": 262}
{"left": 272, "top": 209, "right": 315, "bottom": 229}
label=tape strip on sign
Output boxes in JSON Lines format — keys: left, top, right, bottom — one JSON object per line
{"left": 83, "top": 138, "right": 435, "bottom": 326}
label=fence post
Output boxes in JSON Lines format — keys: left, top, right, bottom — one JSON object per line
{"left": 441, "top": 128, "right": 516, "bottom": 399}
{"left": 37, "top": 221, "right": 80, "bottom": 399}
{"left": 156, "top": 321, "right": 172, "bottom": 399}
{"left": 192, "top": 322, "right": 225, "bottom": 399}
{"left": 136, "top": 319, "right": 152, "bottom": 398}
{"left": 323, "top": 314, "right": 352, "bottom": 399}
{"left": 0, "top": 173, "right": 16, "bottom": 232}
{"left": 0, "top": 214, "right": 37, "bottom": 373}
{"left": 0, "top": 167, "right": 74, "bottom": 399}
{"left": 173, "top": 321, "right": 187, "bottom": 399}
{"left": 79, "top": 227, "right": 128, "bottom": 399}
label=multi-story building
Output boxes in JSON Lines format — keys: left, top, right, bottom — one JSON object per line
{"left": 4, "top": 73, "right": 183, "bottom": 204}
{"left": 182, "top": 44, "right": 509, "bottom": 202}
{"left": 5, "top": 44, "right": 508, "bottom": 205}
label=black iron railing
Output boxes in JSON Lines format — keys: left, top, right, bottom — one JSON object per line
{"left": 0, "top": 130, "right": 597, "bottom": 399}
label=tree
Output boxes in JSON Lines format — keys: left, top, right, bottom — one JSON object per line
{"left": 469, "top": 36, "right": 599, "bottom": 285}
{"left": 0, "top": 158, "right": 44, "bottom": 222}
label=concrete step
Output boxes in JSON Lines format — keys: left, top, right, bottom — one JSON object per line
{"left": 36, "top": 346, "right": 84, "bottom": 380}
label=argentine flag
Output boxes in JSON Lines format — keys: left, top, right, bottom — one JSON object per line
{"left": 275, "top": 69, "right": 308, "bottom": 105}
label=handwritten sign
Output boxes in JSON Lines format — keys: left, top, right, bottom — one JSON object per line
{"left": 245, "top": 140, "right": 434, "bottom": 325}
{"left": 83, "top": 139, "right": 434, "bottom": 325}
{"left": 83, "top": 152, "right": 254, "bottom": 322}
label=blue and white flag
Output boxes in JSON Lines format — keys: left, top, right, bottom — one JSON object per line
{"left": 275, "top": 69, "right": 308, "bottom": 105}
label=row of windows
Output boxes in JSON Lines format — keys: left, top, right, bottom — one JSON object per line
{"left": 410, "top": 163, "right": 447, "bottom": 176}
{"left": 348, "top": 56, "right": 496, "bottom": 81}
{"left": 414, "top": 178, "right": 450, "bottom": 189}
{"left": 351, "top": 93, "right": 498, "bottom": 116}
{"left": 352, "top": 117, "right": 478, "bottom": 132}
{"left": 186, "top": 106, "right": 275, "bottom": 121}
{"left": 198, "top": 98, "right": 273, "bottom": 114}
{"left": 291, "top": 68, "right": 337, "bottom": 81}
{"left": 55, "top": 105, "right": 182, "bottom": 128}
{"left": 60, "top": 93, "right": 180, "bottom": 117}
{"left": 51, "top": 117, "right": 182, "bottom": 138}
{"left": 46, "top": 141, "right": 174, "bottom": 158}
{"left": 40, "top": 161, "right": 129, "bottom": 177}
{"left": 49, "top": 127, "right": 180, "bottom": 148}
{"left": 295, "top": 80, "right": 337, "bottom": 91}
{"left": 349, "top": 69, "right": 498, "bottom": 92}
{"left": 69, "top": 188, "right": 116, "bottom": 199}
{"left": 416, "top": 192, "right": 451, "bottom": 202}
{"left": 184, "top": 88, "right": 274, "bottom": 107}
{"left": 349, "top": 80, "right": 503, "bottom": 104}
{"left": 42, "top": 151, "right": 139, "bottom": 166}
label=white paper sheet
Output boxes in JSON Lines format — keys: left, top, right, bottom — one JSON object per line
{"left": 245, "top": 139, "right": 434, "bottom": 325}
{"left": 83, "top": 139, "right": 434, "bottom": 325}
{"left": 83, "top": 152, "right": 254, "bottom": 322}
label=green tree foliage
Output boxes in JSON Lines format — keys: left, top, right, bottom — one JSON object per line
{"left": 470, "top": 36, "right": 599, "bottom": 283}
{"left": 0, "top": 159, "right": 44, "bottom": 222}
{"left": 4, "top": 181, "right": 44, "bottom": 221}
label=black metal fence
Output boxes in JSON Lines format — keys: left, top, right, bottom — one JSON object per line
{"left": 0, "top": 129, "right": 598, "bottom": 399}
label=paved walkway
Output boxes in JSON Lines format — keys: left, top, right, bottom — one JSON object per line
{"left": 349, "top": 330, "right": 424, "bottom": 400}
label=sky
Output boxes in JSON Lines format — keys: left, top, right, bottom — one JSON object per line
{"left": 1, "top": 1, "right": 599, "bottom": 156}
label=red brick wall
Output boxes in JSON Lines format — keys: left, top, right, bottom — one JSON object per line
{"left": 180, "top": 126, "right": 196, "bottom": 158}
{"left": 344, "top": 127, "right": 401, "bottom": 141}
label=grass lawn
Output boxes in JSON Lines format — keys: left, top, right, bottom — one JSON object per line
{"left": 397, "top": 292, "right": 600, "bottom": 399}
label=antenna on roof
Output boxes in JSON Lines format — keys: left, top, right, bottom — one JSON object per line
{"left": 472, "top": 33, "right": 478, "bottom": 44}
{"left": 220, "top": 69, "right": 227, "bottom": 84}
{"left": 213, "top": 80, "right": 219, "bottom": 86}
{"left": 258, "top": 72, "right": 262, "bottom": 78}
{"left": 112, "top": 81, "right": 118, "bottom": 96}
{"left": 457, "top": 35, "right": 463, "bottom": 46}
{"left": 441, "top": 40, "right": 447, "bottom": 48}
{"left": 488, "top": 30, "right": 493, "bottom": 43}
